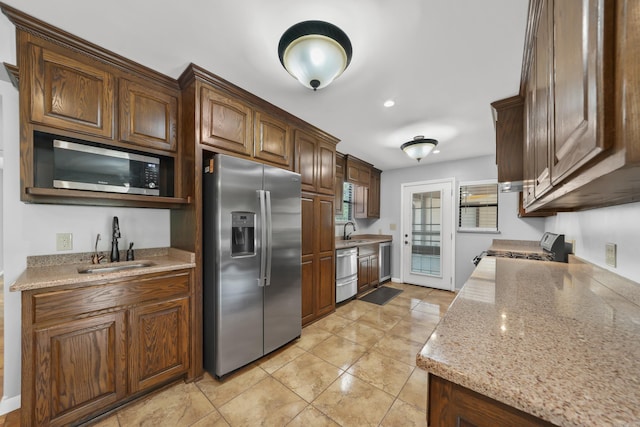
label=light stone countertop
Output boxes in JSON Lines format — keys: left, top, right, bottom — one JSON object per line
{"left": 417, "top": 256, "right": 640, "bottom": 427}
{"left": 10, "top": 247, "right": 196, "bottom": 292}
{"left": 335, "top": 234, "right": 392, "bottom": 250}
{"left": 488, "top": 238, "right": 546, "bottom": 255}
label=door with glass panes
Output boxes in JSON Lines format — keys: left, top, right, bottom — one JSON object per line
{"left": 401, "top": 179, "right": 454, "bottom": 291}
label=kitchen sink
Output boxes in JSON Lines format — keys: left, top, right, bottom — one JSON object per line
{"left": 78, "top": 261, "right": 155, "bottom": 274}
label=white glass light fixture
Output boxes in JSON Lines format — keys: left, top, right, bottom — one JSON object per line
{"left": 278, "top": 21, "right": 352, "bottom": 91}
{"left": 401, "top": 136, "right": 439, "bottom": 162}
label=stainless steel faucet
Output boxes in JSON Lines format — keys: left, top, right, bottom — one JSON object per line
{"left": 110, "top": 216, "right": 121, "bottom": 262}
{"left": 343, "top": 221, "right": 356, "bottom": 240}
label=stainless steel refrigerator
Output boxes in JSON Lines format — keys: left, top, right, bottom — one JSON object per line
{"left": 203, "top": 154, "right": 302, "bottom": 378}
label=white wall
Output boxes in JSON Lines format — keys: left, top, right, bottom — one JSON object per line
{"left": 0, "top": 15, "right": 171, "bottom": 413}
{"left": 355, "top": 155, "right": 545, "bottom": 289}
{"left": 546, "top": 202, "right": 640, "bottom": 283}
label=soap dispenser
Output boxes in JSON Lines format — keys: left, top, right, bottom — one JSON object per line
{"left": 126, "top": 242, "right": 135, "bottom": 261}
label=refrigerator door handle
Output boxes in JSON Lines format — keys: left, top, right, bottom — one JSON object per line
{"left": 265, "top": 190, "right": 273, "bottom": 286}
{"left": 258, "top": 190, "right": 267, "bottom": 287}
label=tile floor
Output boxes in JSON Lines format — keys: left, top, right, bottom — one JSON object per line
{"left": 0, "top": 282, "right": 456, "bottom": 427}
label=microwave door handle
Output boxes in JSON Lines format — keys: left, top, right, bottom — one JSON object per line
{"left": 265, "top": 190, "right": 272, "bottom": 287}
{"left": 258, "top": 190, "right": 267, "bottom": 287}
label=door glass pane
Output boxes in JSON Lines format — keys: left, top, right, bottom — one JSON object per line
{"left": 411, "top": 190, "right": 441, "bottom": 276}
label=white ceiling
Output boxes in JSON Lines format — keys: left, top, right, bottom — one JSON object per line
{"left": 3, "top": 0, "right": 528, "bottom": 171}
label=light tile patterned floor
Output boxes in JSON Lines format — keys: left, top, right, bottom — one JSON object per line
{"left": 0, "top": 282, "right": 455, "bottom": 427}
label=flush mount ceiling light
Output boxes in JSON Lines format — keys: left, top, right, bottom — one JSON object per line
{"left": 278, "top": 20, "right": 352, "bottom": 91}
{"left": 401, "top": 136, "right": 439, "bottom": 162}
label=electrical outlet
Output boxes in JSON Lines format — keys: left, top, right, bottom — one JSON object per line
{"left": 56, "top": 233, "right": 73, "bottom": 251}
{"left": 605, "top": 243, "right": 616, "bottom": 267}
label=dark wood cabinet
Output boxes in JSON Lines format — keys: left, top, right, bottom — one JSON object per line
{"left": 4, "top": 6, "right": 188, "bottom": 208}
{"left": 129, "top": 296, "right": 190, "bottom": 393}
{"left": 294, "top": 129, "right": 336, "bottom": 195}
{"left": 33, "top": 312, "right": 127, "bottom": 427}
{"left": 28, "top": 42, "right": 116, "bottom": 139}
{"left": 428, "top": 374, "right": 554, "bottom": 427}
{"left": 357, "top": 243, "right": 379, "bottom": 294}
{"left": 200, "top": 85, "right": 253, "bottom": 156}
{"left": 254, "top": 110, "right": 292, "bottom": 168}
{"left": 21, "top": 269, "right": 194, "bottom": 426}
{"left": 301, "top": 193, "right": 335, "bottom": 326}
{"left": 550, "top": 0, "right": 610, "bottom": 184}
{"left": 367, "top": 168, "right": 381, "bottom": 218}
{"left": 346, "top": 155, "right": 380, "bottom": 219}
{"left": 491, "top": 96, "right": 523, "bottom": 184}
{"left": 512, "top": 0, "right": 640, "bottom": 213}
{"left": 119, "top": 78, "right": 179, "bottom": 152}
{"left": 335, "top": 152, "right": 345, "bottom": 216}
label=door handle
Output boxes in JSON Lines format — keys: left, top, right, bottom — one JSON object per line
{"left": 258, "top": 190, "right": 267, "bottom": 287}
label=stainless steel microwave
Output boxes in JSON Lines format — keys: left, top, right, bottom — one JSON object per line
{"left": 53, "top": 140, "right": 160, "bottom": 196}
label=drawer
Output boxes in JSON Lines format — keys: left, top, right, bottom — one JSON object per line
{"left": 31, "top": 270, "right": 191, "bottom": 324}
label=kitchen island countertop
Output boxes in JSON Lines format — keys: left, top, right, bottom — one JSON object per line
{"left": 10, "top": 247, "right": 195, "bottom": 292}
{"left": 417, "top": 256, "right": 640, "bottom": 426}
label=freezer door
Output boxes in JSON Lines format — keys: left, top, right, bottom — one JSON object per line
{"left": 263, "top": 164, "right": 302, "bottom": 354}
{"left": 203, "top": 154, "right": 265, "bottom": 377}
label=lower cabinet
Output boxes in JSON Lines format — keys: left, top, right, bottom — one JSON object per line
{"left": 301, "top": 193, "right": 335, "bottom": 326}
{"left": 357, "top": 244, "right": 379, "bottom": 294}
{"left": 428, "top": 375, "right": 554, "bottom": 427}
{"left": 22, "top": 269, "right": 193, "bottom": 427}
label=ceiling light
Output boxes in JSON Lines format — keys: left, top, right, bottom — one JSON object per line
{"left": 278, "top": 20, "right": 352, "bottom": 91}
{"left": 432, "top": 149, "right": 440, "bottom": 154}
{"left": 401, "top": 136, "right": 439, "bottom": 162}
{"left": 383, "top": 99, "right": 395, "bottom": 108}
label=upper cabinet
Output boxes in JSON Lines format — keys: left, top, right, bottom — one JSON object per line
{"left": 344, "top": 155, "right": 380, "bottom": 219}
{"left": 119, "top": 78, "right": 178, "bottom": 152}
{"left": 29, "top": 44, "right": 116, "bottom": 139}
{"left": 496, "top": 0, "right": 640, "bottom": 213}
{"left": 294, "top": 129, "right": 336, "bottom": 195}
{"left": 3, "top": 4, "right": 187, "bottom": 208}
{"left": 254, "top": 110, "right": 292, "bottom": 168}
{"left": 200, "top": 85, "right": 253, "bottom": 156}
{"left": 186, "top": 68, "right": 298, "bottom": 170}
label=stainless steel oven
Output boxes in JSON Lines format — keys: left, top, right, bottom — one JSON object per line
{"left": 336, "top": 247, "right": 358, "bottom": 303}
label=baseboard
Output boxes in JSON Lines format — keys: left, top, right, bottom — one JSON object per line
{"left": 0, "top": 394, "right": 21, "bottom": 415}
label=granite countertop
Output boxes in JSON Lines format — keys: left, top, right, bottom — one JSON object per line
{"left": 335, "top": 234, "right": 392, "bottom": 250}
{"left": 417, "top": 256, "right": 640, "bottom": 426}
{"left": 10, "top": 247, "right": 196, "bottom": 292}
{"left": 488, "top": 238, "right": 546, "bottom": 255}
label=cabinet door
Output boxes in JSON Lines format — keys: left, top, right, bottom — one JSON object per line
{"left": 551, "top": 0, "right": 611, "bottom": 183}
{"left": 533, "top": 0, "right": 552, "bottom": 198}
{"left": 319, "top": 196, "right": 335, "bottom": 253}
{"left": 33, "top": 312, "right": 127, "bottom": 426}
{"left": 254, "top": 110, "right": 292, "bottom": 168}
{"left": 29, "top": 43, "right": 115, "bottom": 138}
{"left": 301, "top": 257, "right": 316, "bottom": 326}
{"left": 295, "top": 130, "right": 318, "bottom": 192}
{"left": 301, "top": 194, "right": 316, "bottom": 326}
{"left": 358, "top": 256, "right": 370, "bottom": 293}
{"left": 316, "top": 139, "right": 336, "bottom": 195}
{"left": 129, "top": 297, "right": 189, "bottom": 393}
{"left": 369, "top": 254, "right": 379, "bottom": 288}
{"left": 317, "top": 254, "right": 335, "bottom": 317}
{"left": 119, "top": 78, "right": 178, "bottom": 152}
{"left": 200, "top": 85, "right": 252, "bottom": 155}
{"left": 354, "top": 185, "right": 368, "bottom": 219}
{"left": 368, "top": 170, "right": 381, "bottom": 218}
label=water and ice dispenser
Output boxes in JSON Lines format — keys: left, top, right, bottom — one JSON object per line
{"left": 231, "top": 211, "right": 255, "bottom": 256}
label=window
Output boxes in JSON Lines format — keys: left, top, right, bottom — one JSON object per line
{"left": 336, "top": 182, "right": 354, "bottom": 223}
{"left": 458, "top": 181, "right": 498, "bottom": 232}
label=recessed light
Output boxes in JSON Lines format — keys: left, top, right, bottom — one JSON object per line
{"left": 383, "top": 99, "right": 395, "bottom": 108}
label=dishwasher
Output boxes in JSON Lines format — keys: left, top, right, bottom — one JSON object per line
{"left": 336, "top": 247, "right": 358, "bottom": 303}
